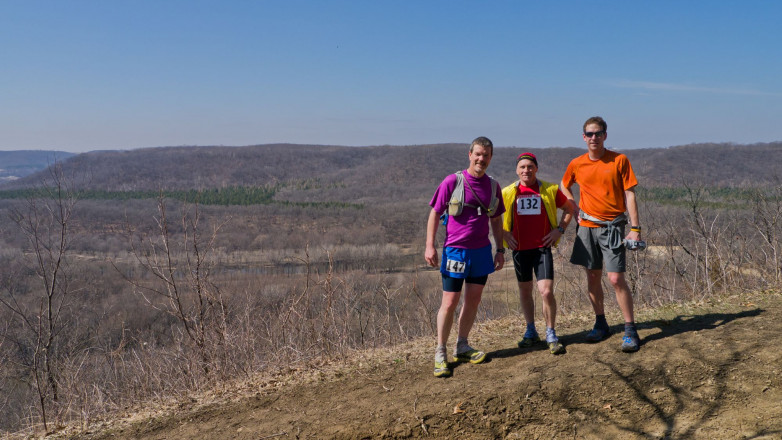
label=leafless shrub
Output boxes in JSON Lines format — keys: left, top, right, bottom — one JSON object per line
{"left": 749, "top": 183, "right": 782, "bottom": 284}
{"left": 0, "top": 163, "right": 88, "bottom": 434}
{"left": 116, "top": 195, "right": 231, "bottom": 379}
{"left": 621, "top": 182, "right": 780, "bottom": 307}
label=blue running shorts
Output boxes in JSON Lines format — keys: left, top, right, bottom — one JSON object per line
{"left": 440, "top": 245, "right": 495, "bottom": 279}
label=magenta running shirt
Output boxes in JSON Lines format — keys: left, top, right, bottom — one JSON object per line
{"left": 429, "top": 170, "right": 505, "bottom": 249}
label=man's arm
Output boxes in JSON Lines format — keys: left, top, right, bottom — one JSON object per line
{"left": 490, "top": 215, "right": 505, "bottom": 271}
{"left": 560, "top": 198, "right": 575, "bottom": 228}
{"left": 559, "top": 180, "right": 574, "bottom": 200}
{"left": 625, "top": 187, "right": 641, "bottom": 241}
{"left": 559, "top": 180, "right": 579, "bottom": 219}
{"left": 542, "top": 198, "right": 575, "bottom": 247}
{"left": 425, "top": 208, "right": 441, "bottom": 267}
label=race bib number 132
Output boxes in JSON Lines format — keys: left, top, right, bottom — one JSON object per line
{"left": 517, "top": 195, "right": 541, "bottom": 215}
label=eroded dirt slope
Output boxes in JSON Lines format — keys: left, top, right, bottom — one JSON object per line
{"left": 77, "top": 292, "right": 782, "bottom": 440}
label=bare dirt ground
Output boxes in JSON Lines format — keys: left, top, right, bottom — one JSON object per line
{"left": 72, "top": 290, "right": 782, "bottom": 440}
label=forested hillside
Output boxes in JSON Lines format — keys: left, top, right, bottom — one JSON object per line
{"left": 3, "top": 142, "right": 779, "bottom": 196}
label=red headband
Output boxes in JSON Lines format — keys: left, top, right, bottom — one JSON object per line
{"left": 516, "top": 152, "right": 538, "bottom": 167}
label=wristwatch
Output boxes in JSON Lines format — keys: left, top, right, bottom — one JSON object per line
{"left": 496, "top": 248, "right": 506, "bottom": 254}
{"left": 557, "top": 225, "right": 565, "bottom": 234}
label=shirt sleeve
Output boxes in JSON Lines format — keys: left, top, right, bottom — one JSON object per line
{"left": 555, "top": 188, "right": 568, "bottom": 208}
{"left": 429, "top": 174, "right": 458, "bottom": 214}
{"left": 491, "top": 180, "right": 507, "bottom": 218}
{"left": 618, "top": 154, "right": 639, "bottom": 190}
{"left": 561, "top": 159, "right": 577, "bottom": 189}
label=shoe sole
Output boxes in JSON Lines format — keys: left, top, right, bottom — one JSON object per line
{"left": 517, "top": 337, "right": 541, "bottom": 348}
{"left": 549, "top": 344, "right": 566, "bottom": 355}
{"left": 454, "top": 353, "right": 487, "bottom": 364}
{"left": 585, "top": 331, "right": 611, "bottom": 343}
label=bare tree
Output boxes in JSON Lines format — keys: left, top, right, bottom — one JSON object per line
{"left": 0, "top": 320, "right": 10, "bottom": 417}
{"left": 0, "top": 163, "right": 81, "bottom": 433}
{"left": 749, "top": 183, "right": 782, "bottom": 284}
{"left": 117, "top": 195, "right": 230, "bottom": 377}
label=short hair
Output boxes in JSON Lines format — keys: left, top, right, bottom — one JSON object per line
{"left": 470, "top": 136, "right": 493, "bottom": 155}
{"left": 583, "top": 116, "right": 607, "bottom": 133}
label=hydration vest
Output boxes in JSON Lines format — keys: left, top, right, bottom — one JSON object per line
{"left": 447, "top": 170, "right": 500, "bottom": 217}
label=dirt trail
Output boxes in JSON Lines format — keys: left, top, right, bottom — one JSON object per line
{"left": 77, "top": 291, "right": 782, "bottom": 440}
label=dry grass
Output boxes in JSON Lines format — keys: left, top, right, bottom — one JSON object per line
{"left": 36, "top": 287, "right": 780, "bottom": 440}
{"left": 3, "top": 190, "right": 782, "bottom": 436}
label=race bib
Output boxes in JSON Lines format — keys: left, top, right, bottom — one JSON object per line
{"left": 516, "top": 195, "right": 541, "bottom": 215}
{"left": 445, "top": 259, "right": 466, "bottom": 274}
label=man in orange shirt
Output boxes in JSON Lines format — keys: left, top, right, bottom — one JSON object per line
{"left": 560, "top": 116, "right": 643, "bottom": 352}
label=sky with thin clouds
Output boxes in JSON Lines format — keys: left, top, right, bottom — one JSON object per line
{"left": 1, "top": 1, "right": 781, "bottom": 153}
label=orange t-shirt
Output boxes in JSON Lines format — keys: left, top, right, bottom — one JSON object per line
{"left": 562, "top": 149, "right": 638, "bottom": 228}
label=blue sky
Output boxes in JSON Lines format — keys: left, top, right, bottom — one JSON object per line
{"left": 1, "top": 1, "right": 781, "bottom": 152}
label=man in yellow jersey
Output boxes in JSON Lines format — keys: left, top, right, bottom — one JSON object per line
{"left": 501, "top": 152, "right": 574, "bottom": 355}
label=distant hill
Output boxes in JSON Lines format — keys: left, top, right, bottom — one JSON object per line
{"left": 1, "top": 142, "right": 779, "bottom": 194}
{"left": 624, "top": 142, "right": 782, "bottom": 187}
{"left": 0, "top": 150, "right": 76, "bottom": 183}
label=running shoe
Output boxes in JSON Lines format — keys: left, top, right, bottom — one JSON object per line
{"left": 517, "top": 334, "right": 541, "bottom": 348}
{"left": 621, "top": 333, "right": 640, "bottom": 353}
{"left": 585, "top": 325, "right": 611, "bottom": 342}
{"left": 454, "top": 349, "right": 487, "bottom": 364}
{"left": 434, "top": 360, "right": 452, "bottom": 377}
{"left": 548, "top": 340, "right": 566, "bottom": 355}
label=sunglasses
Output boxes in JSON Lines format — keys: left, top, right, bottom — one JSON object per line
{"left": 584, "top": 130, "right": 606, "bottom": 138}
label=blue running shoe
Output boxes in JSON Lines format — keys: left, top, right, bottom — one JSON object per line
{"left": 585, "top": 326, "right": 611, "bottom": 342}
{"left": 621, "top": 333, "right": 640, "bottom": 352}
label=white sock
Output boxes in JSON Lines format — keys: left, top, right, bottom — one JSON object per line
{"left": 546, "top": 327, "right": 558, "bottom": 343}
{"left": 435, "top": 345, "right": 447, "bottom": 363}
{"left": 455, "top": 337, "right": 470, "bottom": 354}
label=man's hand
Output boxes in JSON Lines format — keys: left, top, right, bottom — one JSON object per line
{"left": 625, "top": 230, "right": 641, "bottom": 242}
{"left": 425, "top": 209, "right": 441, "bottom": 268}
{"left": 494, "top": 252, "right": 505, "bottom": 271}
{"left": 542, "top": 228, "right": 563, "bottom": 247}
{"left": 425, "top": 245, "right": 439, "bottom": 268}
{"left": 503, "top": 231, "right": 517, "bottom": 250}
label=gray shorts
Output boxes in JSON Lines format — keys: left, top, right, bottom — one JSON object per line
{"left": 570, "top": 224, "right": 626, "bottom": 272}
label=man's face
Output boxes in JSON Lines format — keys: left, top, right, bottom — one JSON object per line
{"left": 583, "top": 123, "right": 607, "bottom": 151}
{"left": 516, "top": 159, "right": 537, "bottom": 185}
{"left": 468, "top": 144, "right": 492, "bottom": 176}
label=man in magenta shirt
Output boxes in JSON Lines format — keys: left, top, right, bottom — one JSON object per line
{"left": 425, "top": 136, "right": 506, "bottom": 378}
